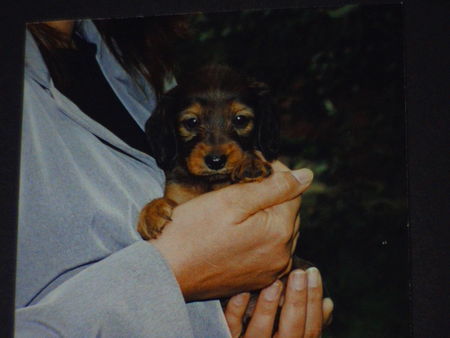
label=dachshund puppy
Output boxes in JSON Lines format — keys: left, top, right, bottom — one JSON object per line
{"left": 137, "top": 65, "right": 329, "bottom": 331}
{"left": 138, "top": 64, "right": 280, "bottom": 239}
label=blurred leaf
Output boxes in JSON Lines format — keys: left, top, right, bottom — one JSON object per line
{"left": 326, "top": 4, "right": 359, "bottom": 18}
{"left": 324, "top": 99, "right": 337, "bottom": 116}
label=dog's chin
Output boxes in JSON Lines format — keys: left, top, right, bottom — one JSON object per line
{"left": 190, "top": 168, "right": 232, "bottom": 182}
{"left": 205, "top": 173, "right": 231, "bottom": 183}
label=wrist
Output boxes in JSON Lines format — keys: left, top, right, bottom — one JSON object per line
{"left": 148, "top": 237, "right": 197, "bottom": 301}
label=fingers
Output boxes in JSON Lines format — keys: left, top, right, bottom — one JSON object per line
{"left": 276, "top": 268, "right": 325, "bottom": 338}
{"left": 322, "top": 298, "right": 334, "bottom": 326}
{"left": 270, "top": 159, "right": 290, "bottom": 172}
{"left": 277, "top": 270, "right": 308, "bottom": 337}
{"left": 244, "top": 281, "right": 283, "bottom": 338}
{"left": 304, "top": 268, "right": 323, "bottom": 337}
{"left": 220, "top": 168, "right": 313, "bottom": 224}
{"left": 225, "top": 293, "right": 251, "bottom": 338}
{"left": 232, "top": 269, "right": 332, "bottom": 338}
{"left": 291, "top": 216, "right": 301, "bottom": 252}
{"left": 265, "top": 168, "right": 306, "bottom": 233}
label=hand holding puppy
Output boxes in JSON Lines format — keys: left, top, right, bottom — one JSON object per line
{"left": 149, "top": 161, "right": 312, "bottom": 301}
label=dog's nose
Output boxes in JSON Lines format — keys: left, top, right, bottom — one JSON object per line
{"left": 204, "top": 154, "right": 227, "bottom": 170}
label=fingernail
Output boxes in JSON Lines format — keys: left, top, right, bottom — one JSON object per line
{"left": 323, "top": 297, "right": 334, "bottom": 312}
{"left": 233, "top": 292, "right": 249, "bottom": 306}
{"left": 291, "top": 269, "right": 306, "bottom": 291}
{"left": 291, "top": 168, "right": 313, "bottom": 185}
{"left": 306, "top": 267, "right": 320, "bottom": 288}
{"left": 264, "top": 281, "right": 281, "bottom": 301}
{"left": 279, "top": 294, "right": 285, "bottom": 306}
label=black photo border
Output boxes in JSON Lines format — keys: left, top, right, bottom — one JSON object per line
{"left": 1, "top": 0, "right": 448, "bottom": 336}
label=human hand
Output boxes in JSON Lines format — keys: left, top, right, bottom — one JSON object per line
{"left": 225, "top": 268, "right": 334, "bottom": 338}
{"left": 149, "top": 161, "right": 313, "bottom": 301}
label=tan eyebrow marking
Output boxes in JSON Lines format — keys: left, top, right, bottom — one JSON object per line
{"left": 230, "top": 101, "right": 255, "bottom": 136}
{"left": 179, "top": 112, "right": 199, "bottom": 123}
{"left": 178, "top": 102, "right": 203, "bottom": 120}
{"left": 178, "top": 103, "right": 203, "bottom": 141}
{"left": 230, "top": 101, "right": 255, "bottom": 118}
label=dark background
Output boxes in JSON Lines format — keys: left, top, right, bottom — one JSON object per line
{"left": 173, "top": 5, "right": 407, "bottom": 337}
{"left": 1, "top": 1, "right": 448, "bottom": 337}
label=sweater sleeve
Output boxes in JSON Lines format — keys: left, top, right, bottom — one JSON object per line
{"left": 15, "top": 241, "right": 195, "bottom": 338}
{"left": 15, "top": 78, "right": 200, "bottom": 337}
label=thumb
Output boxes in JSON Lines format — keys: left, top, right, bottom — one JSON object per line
{"left": 218, "top": 168, "right": 313, "bottom": 224}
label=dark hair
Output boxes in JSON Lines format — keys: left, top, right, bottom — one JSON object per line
{"left": 28, "top": 16, "right": 191, "bottom": 97}
{"left": 27, "top": 23, "right": 76, "bottom": 88}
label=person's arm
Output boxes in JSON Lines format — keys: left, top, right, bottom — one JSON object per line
{"left": 150, "top": 161, "right": 313, "bottom": 301}
{"left": 15, "top": 162, "right": 311, "bottom": 337}
{"left": 15, "top": 241, "right": 196, "bottom": 337}
{"left": 16, "top": 78, "right": 198, "bottom": 337}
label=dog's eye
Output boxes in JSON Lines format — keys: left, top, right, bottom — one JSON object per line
{"left": 183, "top": 117, "right": 199, "bottom": 129}
{"left": 233, "top": 115, "right": 250, "bottom": 128}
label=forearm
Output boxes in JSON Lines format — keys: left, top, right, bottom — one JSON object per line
{"left": 15, "top": 241, "right": 194, "bottom": 337}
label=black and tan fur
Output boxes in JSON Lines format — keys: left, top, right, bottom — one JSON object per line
{"left": 138, "top": 64, "right": 280, "bottom": 239}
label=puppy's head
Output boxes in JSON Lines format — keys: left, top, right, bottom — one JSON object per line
{"left": 146, "top": 64, "right": 280, "bottom": 177}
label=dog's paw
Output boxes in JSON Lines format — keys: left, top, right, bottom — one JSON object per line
{"left": 137, "top": 198, "right": 177, "bottom": 240}
{"left": 231, "top": 156, "right": 272, "bottom": 183}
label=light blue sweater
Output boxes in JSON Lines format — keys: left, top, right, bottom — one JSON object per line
{"left": 15, "top": 20, "right": 230, "bottom": 337}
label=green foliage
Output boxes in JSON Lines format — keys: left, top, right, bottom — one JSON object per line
{"left": 326, "top": 4, "right": 359, "bottom": 18}
{"left": 175, "top": 5, "right": 408, "bottom": 337}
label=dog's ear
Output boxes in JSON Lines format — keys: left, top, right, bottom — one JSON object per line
{"left": 249, "top": 81, "right": 280, "bottom": 162}
{"left": 145, "top": 89, "right": 179, "bottom": 171}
